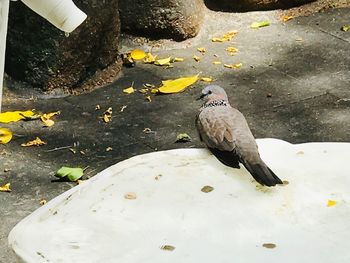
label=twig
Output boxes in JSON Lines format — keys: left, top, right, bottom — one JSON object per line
{"left": 45, "top": 145, "right": 72, "bottom": 152}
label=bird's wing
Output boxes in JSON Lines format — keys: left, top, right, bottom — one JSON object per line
{"left": 196, "top": 107, "right": 238, "bottom": 152}
{"left": 197, "top": 106, "right": 283, "bottom": 186}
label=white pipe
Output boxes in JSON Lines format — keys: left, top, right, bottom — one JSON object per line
{"left": 21, "top": 0, "right": 87, "bottom": 33}
{"left": 0, "top": 0, "right": 9, "bottom": 112}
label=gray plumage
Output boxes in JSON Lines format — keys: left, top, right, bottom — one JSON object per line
{"left": 195, "top": 85, "right": 283, "bottom": 187}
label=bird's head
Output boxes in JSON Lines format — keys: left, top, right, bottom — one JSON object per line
{"left": 197, "top": 85, "right": 228, "bottom": 102}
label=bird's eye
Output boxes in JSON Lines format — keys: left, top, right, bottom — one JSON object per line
{"left": 208, "top": 90, "right": 212, "bottom": 94}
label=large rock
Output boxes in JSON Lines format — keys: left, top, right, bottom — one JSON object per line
{"left": 204, "top": 0, "right": 316, "bottom": 11}
{"left": 119, "top": 0, "right": 204, "bottom": 41}
{"left": 5, "top": 0, "right": 121, "bottom": 92}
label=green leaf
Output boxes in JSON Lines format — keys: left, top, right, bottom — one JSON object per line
{"left": 55, "top": 167, "right": 84, "bottom": 182}
{"left": 175, "top": 133, "right": 192, "bottom": 143}
{"left": 250, "top": 21, "right": 270, "bottom": 29}
{"left": 341, "top": 25, "right": 349, "bottom": 32}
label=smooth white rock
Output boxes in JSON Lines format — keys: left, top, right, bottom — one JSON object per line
{"left": 8, "top": 139, "right": 350, "bottom": 263}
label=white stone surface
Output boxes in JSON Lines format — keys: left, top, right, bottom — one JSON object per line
{"left": 8, "top": 139, "right": 350, "bottom": 263}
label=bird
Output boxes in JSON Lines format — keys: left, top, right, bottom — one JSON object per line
{"left": 195, "top": 85, "right": 283, "bottom": 187}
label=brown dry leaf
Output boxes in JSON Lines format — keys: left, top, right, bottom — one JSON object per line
{"left": 193, "top": 55, "right": 201, "bottom": 62}
{"left": 197, "top": 47, "right": 206, "bottom": 53}
{"left": 158, "top": 75, "right": 199, "bottom": 94}
{"left": 213, "top": 61, "right": 222, "bottom": 65}
{"left": 201, "top": 185, "right": 214, "bottom": 193}
{"left": 143, "top": 128, "right": 152, "bottom": 133}
{"left": 102, "top": 107, "right": 113, "bottom": 123}
{"left": 124, "top": 192, "right": 137, "bottom": 200}
{"left": 0, "top": 128, "right": 13, "bottom": 144}
{"left": 224, "top": 63, "right": 242, "bottom": 69}
{"left": 21, "top": 137, "right": 47, "bottom": 147}
{"left": 154, "top": 57, "right": 172, "bottom": 66}
{"left": 76, "top": 179, "right": 86, "bottom": 185}
{"left": 0, "top": 110, "right": 34, "bottom": 123}
{"left": 262, "top": 243, "right": 276, "bottom": 249}
{"left": 40, "top": 111, "right": 60, "bottom": 127}
{"left": 161, "top": 245, "right": 175, "bottom": 251}
{"left": 130, "top": 49, "right": 146, "bottom": 60}
{"left": 143, "top": 52, "right": 157, "bottom": 63}
{"left": 212, "top": 30, "right": 238, "bottom": 42}
{"left": 0, "top": 183, "right": 11, "bottom": 192}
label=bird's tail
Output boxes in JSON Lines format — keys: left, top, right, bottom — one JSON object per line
{"left": 242, "top": 160, "right": 283, "bottom": 187}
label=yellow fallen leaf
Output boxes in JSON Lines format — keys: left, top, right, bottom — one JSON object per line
{"left": 95, "top": 104, "right": 101, "bottom": 110}
{"left": 106, "top": 147, "right": 113, "bottom": 152}
{"left": 144, "top": 83, "right": 155, "bottom": 88}
{"left": 154, "top": 57, "right": 171, "bottom": 66}
{"left": 197, "top": 47, "right": 206, "bottom": 53}
{"left": 212, "top": 37, "right": 225, "bottom": 42}
{"left": 201, "top": 77, "right": 213, "bottom": 82}
{"left": 124, "top": 192, "right": 137, "bottom": 200}
{"left": 327, "top": 200, "right": 337, "bottom": 207}
{"left": 39, "top": 199, "right": 47, "bottom": 205}
{"left": 120, "top": 105, "right": 127, "bottom": 112}
{"left": 213, "top": 61, "right": 222, "bottom": 65}
{"left": 139, "top": 88, "right": 148, "bottom": 94}
{"left": 0, "top": 183, "right": 11, "bottom": 192}
{"left": 0, "top": 110, "right": 34, "bottom": 123}
{"left": 143, "top": 128, "right": 152, "bottom": 133}
{"left": 122, "top": 53, "right": 135, "bottom": 67}
{"left": 193, "top": 55, "right": 201, "bottom": 62}
{"left": 123, "top": 87, "right": 135, "bottom": 94}
{"left": 341, "top": 25, "right": 350, "bottom": 32}
{"left": 212, "top": 30, "right": 238, "bottom": 42}
{"left": 130, "top": 49, "right": 146, "bottom": 60}
{"left": 143, "top": 52, "right": 157, "bottom": 63}
{"left": 158, "top": 75, "right": 199, "bottom": 94}
{"left": 151, "top": 88, "right": 159, "bottom": 94}
{"left": 0, "top": 128, "right": 13, "bottom": 144}
{"left": 282, "top": 15, "right": 294, "bottom": 22}
{"left": 21, "top": 137, "right": 47, "bottom": 147}
{"left": 224, "top": 63, "right": 242, "bottom": 69}
{"left": 145, "top": 96, "right": 152, "bottom": 102}
{"left": 40, "top": 111, "right": 60, "bottom": 127}
{"left": 226, "top": 46, "right": 238, "bottom": 55}
{"left": 102, "top": 107, "right": 113, "bottom": 123}
{"left": 251, "top": 21, "right": 270, "bottom": 29}
{"left": 173, "top": 57, "right": 184, "bottom": 62}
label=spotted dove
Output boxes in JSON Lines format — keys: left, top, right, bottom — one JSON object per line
{"left": 195, "top": 85, "right": 283, "bottom": 187}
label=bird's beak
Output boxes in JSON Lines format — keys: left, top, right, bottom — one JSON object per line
{"left": 196, "top": 93, "right": 206, "bottom": 101}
